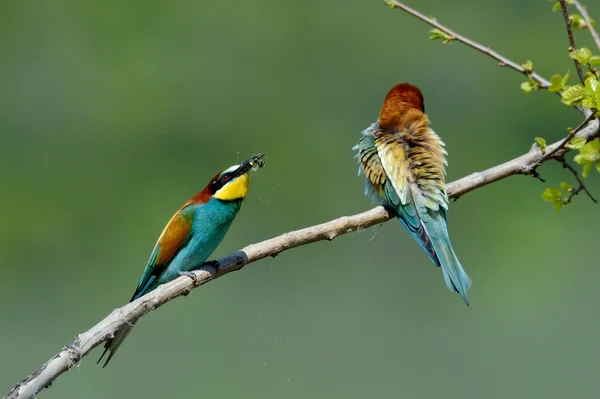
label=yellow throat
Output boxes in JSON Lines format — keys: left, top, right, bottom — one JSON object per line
{"left": 213, "top": 173, "right": 249, "bottom": 201}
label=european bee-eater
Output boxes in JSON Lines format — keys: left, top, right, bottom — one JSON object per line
{"left": 354, "top": 83, "right": 471, "bottom": 305}
{"left": 98, "top": 153, "right": 265, "bottom": 367}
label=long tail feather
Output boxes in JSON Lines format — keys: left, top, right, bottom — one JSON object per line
{"left": 421, "top": 211, "right": 471, "bottom": 305}
{"left": 431, "top": 236, "right": 471, "bottom": 305}
{"left": 97, "top": 322, "right": 136, "bottom": 367}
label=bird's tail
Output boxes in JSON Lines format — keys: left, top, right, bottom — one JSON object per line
{"left": 431, "top": 236, "right": 471, "bottom": 305}
{"left": 97, "top": 321, "right": 137, "bottom": 368}
{"left": 422, "top": 212, "right": 472, "bottom": 305}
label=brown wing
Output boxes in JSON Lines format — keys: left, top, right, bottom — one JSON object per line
{"left": 131, "top": 203, "right": 197, "bottom": 300}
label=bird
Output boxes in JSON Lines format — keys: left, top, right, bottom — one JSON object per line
{"left": 353, "top": 83, "right": 471, "bottom": 305}
{"left": 97, "top": 153, "right": 266, "bottom": 367}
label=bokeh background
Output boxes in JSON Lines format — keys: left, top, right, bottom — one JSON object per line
{"left": 2, "top": 1, "right": 599, "bottom": 398}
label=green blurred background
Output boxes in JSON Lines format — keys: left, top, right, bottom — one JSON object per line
{"left": 2, "top": 1, "right": 599, "bottom": 398}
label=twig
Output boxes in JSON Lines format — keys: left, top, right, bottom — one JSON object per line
{"left": 573, "top": 0, "right": 600, "bottom": 52}
{"left": 5, "top": 117, "right": 599, "bottom": 399}
{"left": 558, "top": 156, "right": 598, "bottom": 203}
{"left": 534, "top": 113, "right": 597, "bottom": 168}
{"left": 384, "top": 0, "right": 552, "bottom": 89}
{"left": 559, "top": 0, "right": 586, "bottom": 84}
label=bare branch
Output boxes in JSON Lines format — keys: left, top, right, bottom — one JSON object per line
{"left": 5, "top": 116, "right": 599, "bottom": 399}
{"left": 558, "top": 156, "right": 598, "bottom": 203}
{"left": 573, "top": 0, "right": 600, "bottom": 53}
{"left": 559, "top": 0, "right": 586, "bottom": 83}
{"left": 384, "top": 0, "right": 552, "bottom": 89}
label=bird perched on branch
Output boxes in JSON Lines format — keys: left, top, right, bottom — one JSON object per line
{"left": 98, "top": 153, "right": 266, "bottom": 367}
{"left": 354, "top": 83, "right": 471, "bottom": 305}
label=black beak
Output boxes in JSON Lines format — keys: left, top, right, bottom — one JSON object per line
{"left": 237, "top": 153, "right": 265, "bottom": 176}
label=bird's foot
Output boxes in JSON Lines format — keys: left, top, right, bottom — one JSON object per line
{"left": 178, "top": 271, "right": 200, "bottom": 287}
{"left": 195, "top": 260, "right": 220, "bottom": 271}
{"left": 381, "top": 203, "right": 398, "bottom": 217}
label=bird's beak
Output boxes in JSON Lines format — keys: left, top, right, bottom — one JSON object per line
{"left": 236, "top": 153, "right": 266, "bottom": 176}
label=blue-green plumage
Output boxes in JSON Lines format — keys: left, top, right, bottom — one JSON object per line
{"left": 355, "top": 83, "right": 471, "bottom": 305}
{"left": 419, "top": 208, "right": 471, "bottom": 303}
{"left": 98, "top": 154, "right": 265, "bottom": 367}
{"left": 132, "top": 198, "right": 242, "bottom": 300}
{"left": 356, "top": 133, "right": 471, "bottom": 305}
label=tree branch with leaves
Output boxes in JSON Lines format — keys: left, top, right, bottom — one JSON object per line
{"left": 385, "top": 0, "right": 600, "bottom": 210}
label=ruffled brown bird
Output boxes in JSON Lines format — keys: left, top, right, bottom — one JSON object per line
{"left": 354, "top": 83, "right": 471, "bottom": 304}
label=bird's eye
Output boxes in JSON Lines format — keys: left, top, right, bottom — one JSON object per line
{"left": 221, "top": 175, "right": 230, "bottom": 182}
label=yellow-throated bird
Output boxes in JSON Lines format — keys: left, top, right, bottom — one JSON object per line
{"left": 98, "top": 153, "right": 265, "bottom": 367}
{"left": 354, "top": 83, "right": 471, "bottom": 304}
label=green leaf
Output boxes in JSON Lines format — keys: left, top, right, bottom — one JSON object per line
{"left": 581, "top": 76, "right": 600, "bottom": 108}
{"left": 553, "top": 200, "right": 563, "bottom": 211}
{"left": 571, "top": 13, "right": 595, "bottom": 29}
{"left": 570, "top": 14, "right": 587, "bottom": 29}
{"left": 550, "top": 0, "right": 574, "bottom": 10}
{"left": 521, "top": 60, "right": 534, "bottom": 73}
{"left": 548, "top": 71, "right": 570, "bottom": 92}
{"left": 581, "top": 97, "right": 597, "bottom": 108}
{"left": 548, "top": 75, "right": 563, "bottom": 92}
{"left": 582, "top": 162, "right": 593, "bottom": 178}
{"left": 560, "top": 77, "right": 599, "bottom": 108}
{"left": 534, "top": 137, "right": 547, "bottom": 153}
{"left": 429, "top": 28, "right": 454, "bottom": 43}
{"left": 566, "top": 136, "right": 587, "bottom": 150}
{"left": 560, "top": 181, "right": 572, "bottom": 192}
{"left": 583, "top": 71, "right": 598, "bottom": 82}
{"left": 542, "top": 187, "right": 561, "bottom": 202}
{"left": 542, "top": 187, "right": 564, "bottom": 211}
{"left": 570, "top": 12, "right": 596, "bottom": 28}
{"left": 561, "top": 84, "right": 588, "bottom": 105}
{"left": 383, "top": 0, "right": 396, "bottom": 8}
{"left": 574, "top": 138, "right": 600, "bottom": 178}
{"left": 585, "top": 75, "right": 599, "bottom": 91}
{"left": 521, "top": 80, "right": 538, "bottom": 93}
{"left": 570, "top": 47, "right": 593, "bottom": 65}
{"left": 591, "top": 56, "right": 600, "bottom": 65}
{"left": 551, "top": 2, "right": 561, "bottom": 12}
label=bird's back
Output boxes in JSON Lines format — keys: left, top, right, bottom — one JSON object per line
{"left": 155, "top": 198, "right": 243, "bottom": 286}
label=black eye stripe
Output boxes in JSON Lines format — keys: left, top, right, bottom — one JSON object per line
{"left": 209, "top": 172, "right": 236, "bottom": 194}
{"left": 221, "top": 172, "right": 236, "bottom": 182}
{"left": 209, "top": 165, "right": 244, "bottom": 195}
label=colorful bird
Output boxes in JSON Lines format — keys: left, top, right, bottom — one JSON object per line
{"left": 98, "top": 153, "right": 266, "bottom": 367}
{"left": 354, "top": 83, "right": 471, "bottom": 305}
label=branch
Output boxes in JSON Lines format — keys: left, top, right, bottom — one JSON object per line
{"left": 559, "top": 0, "right": 586, "bottom": 84}
{"left": 5, "top": 116, "right": 599, "bottom": 399}
{"left": 384, "top": 0, "right": 552, "bottom": 89}
{"left": 558, "top": 156, "right": 598, "bottom": 203}
{"left": 573, "top": 1, "right": 600, "bottom": 53}
{"left": 534, "top": 112, "right": 596, "bottom": 167}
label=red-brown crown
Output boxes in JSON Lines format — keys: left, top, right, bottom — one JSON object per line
{"left": 184, "top": 171, "right": 221, "bottom": 206}
{"left": 378, "top": 83, "right": 425, "bottom": 129}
